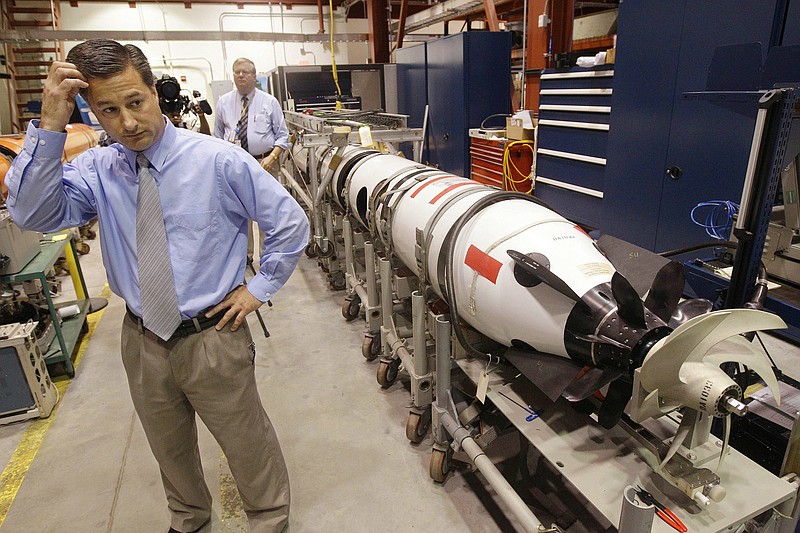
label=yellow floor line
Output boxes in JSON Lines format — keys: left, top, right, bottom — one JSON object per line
{"left": 0, "top": 284, "right": 112, "bottom": 528}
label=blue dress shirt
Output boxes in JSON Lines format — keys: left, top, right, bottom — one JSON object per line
{"left": 213, "top": 88, "right": 290, "bottom": 156}
{"left": 5, "top": 119, "right": 309, "bottom": 319}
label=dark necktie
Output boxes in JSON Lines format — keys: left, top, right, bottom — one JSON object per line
{"left": 136, "top": 153, "right": 182, "bottom": 341}
{"left": 237, "top": 95, "right": 249, "bottom": 152}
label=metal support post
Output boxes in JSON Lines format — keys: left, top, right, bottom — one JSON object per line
{"left": 410, "top": 291, "right": 432, "bottom": 406}
{"left": 379, "top": 257, "right": 393, "bottom": 331}
{"left": 433, "top": 314, "right": 451, "bottom": 446}
{"left": 308, "top": 147, "right": 329, "bottom": 255}
{"left": 775, "top": 474, "right": 799, "bottom": 533}
{"left": 726, "top": 88, "right": 797, "bottom": 308}
{"left": 365, "top": 241, "right": 381, "bottom": 332}
{"left": 279, "top": 167, "right": 313, "bottom": 208}
{"left": 439, "top": 411, "right": 545, "bottom": 532}
{"left": 343, "top": 218, "right": 355, "bottom": 286}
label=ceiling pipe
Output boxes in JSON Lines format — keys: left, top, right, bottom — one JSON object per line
{"left": 155, "top": 56, "right": 215, "bottom": 79}
{"left": 317, "top": 0, "right": 325, "bottom": 33}
{"left": 394, "top": 0, "right": 407, "bottom": 50}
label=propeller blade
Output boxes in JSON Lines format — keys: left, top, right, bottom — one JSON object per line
{"left": 641, "top": 309, "right": 786, "bottom": 394}
{"left": 717, "top": 414, "right": 731, "bottom": 472}
{"left": 503, "top": 348, "right": 585, "bottom": 402}
{"left": 563, "top": 366, "right": 626, "bottom": 401}
{"left": 507, "top": 250, "right": 583, "bottom": 303}
{"left": 611, "top": 271, "right": 646, "bottom": 328}
{"left": 572, "top": 332, "right": 629, "bottom": 350}
{"left": 669, "top": 298, "right": 713, "bottom": 328}
{"left": 658, "top": 420, "right": 691, "bottom": 470}
{"left": 644, "top": 261, "right": 685, "bottom": 323}
{"left": 705, "top": 335, "right": 781, "bottom": 406}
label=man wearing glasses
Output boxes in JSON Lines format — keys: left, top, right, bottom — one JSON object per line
{"left": 214, "top": 58, "right": 292, "bottom": 264}
{"left": 214, "top": 57, "right": 289, "bottom": 172}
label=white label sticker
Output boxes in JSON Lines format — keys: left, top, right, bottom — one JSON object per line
{"left": 579, "top": 262, "right": 615, "bottom": 277}
{"left": 477, "top": 370, "right": 489, "bottom": 404}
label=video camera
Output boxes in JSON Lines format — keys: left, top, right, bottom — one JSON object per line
{"left": 156, "top": 74, "right": 212, "bottom": 116}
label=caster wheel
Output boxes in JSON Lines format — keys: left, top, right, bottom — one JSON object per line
{"left": 315, "top": 242, "right": 335, "bottom": 259}
{"left": 330, "top": 272, "right": 346, "bottom": 291}
{"left": 305, "top": 243, "right": 318, "bottom": 258}
{"left": 377, "top": 359, "right": 399, "bottom": 388}
{"left": 361, "top": 334, "right": 380, "bottom": 361}
{"left": 430, "top": 447, "right": 451, "bottom": 483}
{"left": 75, "top": 241, "right": 90, "bottom": 255}
{"left": 341, "top": 295, "right": 361, "bottom": 321}
{"left": 406, "top": 409, "right": 431, "bottom": 444}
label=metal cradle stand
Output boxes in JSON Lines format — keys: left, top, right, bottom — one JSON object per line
{"left": 289, "top": 109, "right": 800, "bottom": 533}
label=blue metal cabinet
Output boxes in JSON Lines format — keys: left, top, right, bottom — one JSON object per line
{"left": 603, "top": 0, "right": 779, "bottom": 251}
{"left": 783, "top": 0, "right": 800, "bottom": 45}
{"left": 425, "top": 32, "right": 511, "bottom": 176}
{"left": 536, "top": 67, "right": 613, "bottom": 229}
{"left": 396, "top": 43, "right": 429, "bottom": 161}
{"left": 396, "top": 44, "right": 428, "bottom": 129}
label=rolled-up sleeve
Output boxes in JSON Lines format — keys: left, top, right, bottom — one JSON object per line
{"left": 5, "top": 122, "right": 97, "bottom": 232}
{"left": 219, "top": 148, "right": 308, "bottom": 302}
{"left": 269, "top": 99, "right": 290, "bottom": 151}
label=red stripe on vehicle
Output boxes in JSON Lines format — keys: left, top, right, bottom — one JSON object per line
{"left": 430, "top": 182, "right": 473, "bottom": 204}
{"left": 574, "top": 225, "right": 590, "bottom": 237}
{"left": 409, "top": 175, "right": 451, "bottom": 198}
{"left": 464, "top": 245, "right": 503, "bottom": 284}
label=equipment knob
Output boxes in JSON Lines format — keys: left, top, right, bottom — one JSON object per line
{"left": 666, "top": 166, "right": 682, "bottom": 180}
{"left": 708, "top": 484, "right": 727, "bottom": 502}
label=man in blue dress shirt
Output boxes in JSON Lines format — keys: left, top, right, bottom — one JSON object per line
{"left": 214, "top": 58, "right": 292, "bottom": 265}
{"left": 213, "top": 57, "right": 289, "bottom": 172}
{"left": 5, "top": 40, "right": 308, "bottom": 533}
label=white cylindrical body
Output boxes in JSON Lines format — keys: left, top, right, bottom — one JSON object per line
{"left": 344, "top": 154, "right": 617, "bottom": 357}
{"left": 345, "top": 152, "right": 427, "bottom": 228}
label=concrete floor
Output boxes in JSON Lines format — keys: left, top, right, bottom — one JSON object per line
{"left": 0, "top": 229, "right": 530, "bottom": 533}
{"left": 0, "top": 227, "right": 798, "bottom": 533}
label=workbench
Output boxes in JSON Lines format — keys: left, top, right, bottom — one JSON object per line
{"left": 455, "top": 357, "right": 796, "bottom": 532}
{"left": 0, "top": 232, "right": 90, "bottom": 377}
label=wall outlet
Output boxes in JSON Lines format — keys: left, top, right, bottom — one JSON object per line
{"left": 538, "top": 14, "right": 550, "bottom": 28}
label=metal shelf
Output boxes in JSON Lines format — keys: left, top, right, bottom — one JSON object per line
{"left": 0, "top": 234, "right": 89, "bottom": 377}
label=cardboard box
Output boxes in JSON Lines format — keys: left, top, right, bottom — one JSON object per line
{"left": 506, "top": 117, "right": 536, "bottom": 141}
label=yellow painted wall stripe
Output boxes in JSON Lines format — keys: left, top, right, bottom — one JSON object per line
{"left": 0, "top": 284, "right": 112, "bottom": 528}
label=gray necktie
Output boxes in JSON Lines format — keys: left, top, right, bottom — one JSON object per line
{"left": 237, "top": 95, "right": 249, "bottom": 152}
{"left": 136, "top": 153, "right": 182, "bottom": 341}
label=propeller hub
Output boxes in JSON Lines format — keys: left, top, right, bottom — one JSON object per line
{"left": 723, "top": 395, "right": 748, "bottom": 417}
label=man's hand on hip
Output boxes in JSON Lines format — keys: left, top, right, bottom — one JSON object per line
{"left": 206, "top": 285, "right": 263, "bottom": 332}
{"left": 260, "top": 155, "right": 277, "bottom": 172}
{"left": 41, "top": 61, "right": 89, "bottom": 132}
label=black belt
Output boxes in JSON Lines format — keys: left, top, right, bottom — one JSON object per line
{"left": 251, "top": 151, "right": 272, "bottom": 160}
{"left": 126, "top": 306, "right": 221, "bottom": 340}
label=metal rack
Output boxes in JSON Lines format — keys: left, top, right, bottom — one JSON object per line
{"left": 0, "top": 233, "right": 89, "bottom": 377}
{"left": 282, "top": 109, "right": 423, "bottom": 291}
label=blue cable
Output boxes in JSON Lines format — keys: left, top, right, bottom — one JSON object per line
{"left": 691, "top": 200, "right": 739, "bottom": 240}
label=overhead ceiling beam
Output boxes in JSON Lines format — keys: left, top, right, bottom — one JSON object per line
{"left": 0, "top": 29, "right": 368, "bottom": 43}
{"left": 67, "top": 0, "right": 327, "bottom": 4}
{"left": 390, "top": 0, "right": 513, "bottom": 33}
{"left": 482, "top": 0, "right": 499, "bottom": 30}
{"left": 394, "top": 0, "right": 408, "bottom": 49}
{"left": 366, "top": 0, "right": 389, "bottom": 62}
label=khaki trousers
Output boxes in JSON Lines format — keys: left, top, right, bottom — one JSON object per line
{"left": 121, "top": 315, "right": 290, "bottom": 533}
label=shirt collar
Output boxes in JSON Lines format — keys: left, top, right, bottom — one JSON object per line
{"left": 123, "top": 116, "right": 175, "bottom": 174}
{"left": 239, "top": 88, "right": 256, "bottom": 102}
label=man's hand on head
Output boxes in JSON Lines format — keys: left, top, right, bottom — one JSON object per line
{"left": 40, "top": 61, "right": 89, "bottom": 132}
